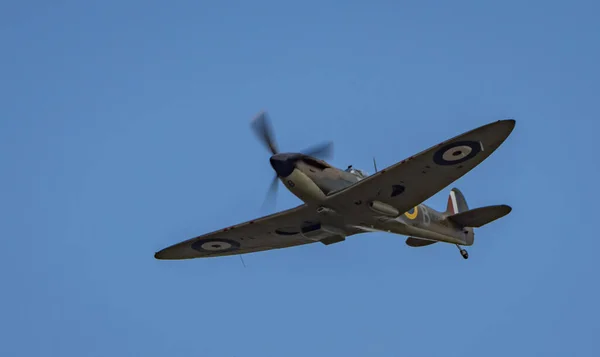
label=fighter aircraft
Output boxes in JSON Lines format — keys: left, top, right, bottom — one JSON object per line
{"left": 154, "top": 111, "right": 515, "bottom": 260}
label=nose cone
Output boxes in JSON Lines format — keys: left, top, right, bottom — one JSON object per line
{"left": 269, "top": 153, "right": 299, "bottom": 177}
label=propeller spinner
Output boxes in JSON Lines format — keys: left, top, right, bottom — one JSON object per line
{"left": 251, "top": 111, "right": 333, "bottom": 208}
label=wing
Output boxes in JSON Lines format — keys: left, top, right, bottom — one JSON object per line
{"left": 154, "top": 204, "right": 345, "bottom": 260}
{"left": 324, "top": 120, "right": 515, "bottom": 216}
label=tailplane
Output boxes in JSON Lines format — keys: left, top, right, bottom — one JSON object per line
{"left": 448, "top": 205, "right": 512, "bottom": 228}
{"left": 445, "top": 188, "right": 512, "bottom": 249}
{"left": 445, "top": 188, "right": 512, "bottom": 227}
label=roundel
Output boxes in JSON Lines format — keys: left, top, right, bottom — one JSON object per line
{"left": 433, "top": 141, "right": 481, "bottom": 166}
{"left": 191, "top": 238, "right": 240, "bottom": 253}
{"left": 405, "top": 206, "right": 419, "bottom": 219}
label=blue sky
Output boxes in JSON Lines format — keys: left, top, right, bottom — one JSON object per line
{"left": 1, "top": 0, "right": 599, "bottom": 355}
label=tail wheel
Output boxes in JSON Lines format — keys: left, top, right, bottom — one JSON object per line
{"left": 456, "top": 244, "right": 469, "bottom": 260}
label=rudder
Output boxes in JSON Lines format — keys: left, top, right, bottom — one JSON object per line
{"left": 446, "top": 188, "right": 469, "bottom": 215}
{"left": 446, "top": 188, "right": 474, "bottom": 245}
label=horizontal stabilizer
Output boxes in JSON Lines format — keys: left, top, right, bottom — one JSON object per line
{"left": 406, "top": 237, "right": 437, "bottom": 247}
{"left": 448, "top": 205, "right": 512, "bottom": 228}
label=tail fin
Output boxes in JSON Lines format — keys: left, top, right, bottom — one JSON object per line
{"left": 446, "top": 188, "right": 474, "bottom": 245}
{"left": 446, "top": 188, "right": 469, "bottom": 215}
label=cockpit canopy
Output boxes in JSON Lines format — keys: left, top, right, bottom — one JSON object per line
{"left": 345, "top": 166, "right": 369, "bottom": 179}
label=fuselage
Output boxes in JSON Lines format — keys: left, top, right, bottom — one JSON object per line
{"left": 269, "top": 153, "right": 471, "bottom": 245}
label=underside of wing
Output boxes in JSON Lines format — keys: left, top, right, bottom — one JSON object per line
{"left": 324, "top": 120, "right": 515, "bottom": 215}
{"left": 406, "top": 237, "right": 437, "bottom": 247}
{"left": 154, "top": 204, "right": 356, "bottom": 260}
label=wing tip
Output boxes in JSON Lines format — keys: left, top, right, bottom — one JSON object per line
{"left": 481, "top": 118, "right": 515, "bottom": 149}
{"left": 500, "top": 204, "right": 513, "bottom": 215}
{"left": 501, "top": 118, "right": 516, "bottom": 130}
{"left": 154, "top": 248, "right": 184, "bottom": 260}
{"left": 493, "top": 118, "right": 516, "bottom": 134}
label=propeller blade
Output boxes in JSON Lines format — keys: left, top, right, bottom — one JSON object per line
{"left": 301, "top": 141, "right": 333, "bottom": 159}
{"left": 251, "top": 111, "right": 278, "bottom": 155}
{"left": 261, "top": 174, "right": 279, "bottom": 210}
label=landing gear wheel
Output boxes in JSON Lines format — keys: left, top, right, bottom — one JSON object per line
{"left": 456, "top": 244, "right": 469, "bottom": 260}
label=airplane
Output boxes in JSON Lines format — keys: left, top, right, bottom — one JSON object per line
{"left": 154, "top": 112, "right": 515, "bottom": 261}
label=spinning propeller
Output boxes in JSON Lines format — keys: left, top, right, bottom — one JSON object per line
{"left": 251, "top": 111, "right": 333, "bottom": 208}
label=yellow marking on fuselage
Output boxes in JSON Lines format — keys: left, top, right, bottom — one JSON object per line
{"left": 405, "top": 206, "right": 419, "bottom": 220}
